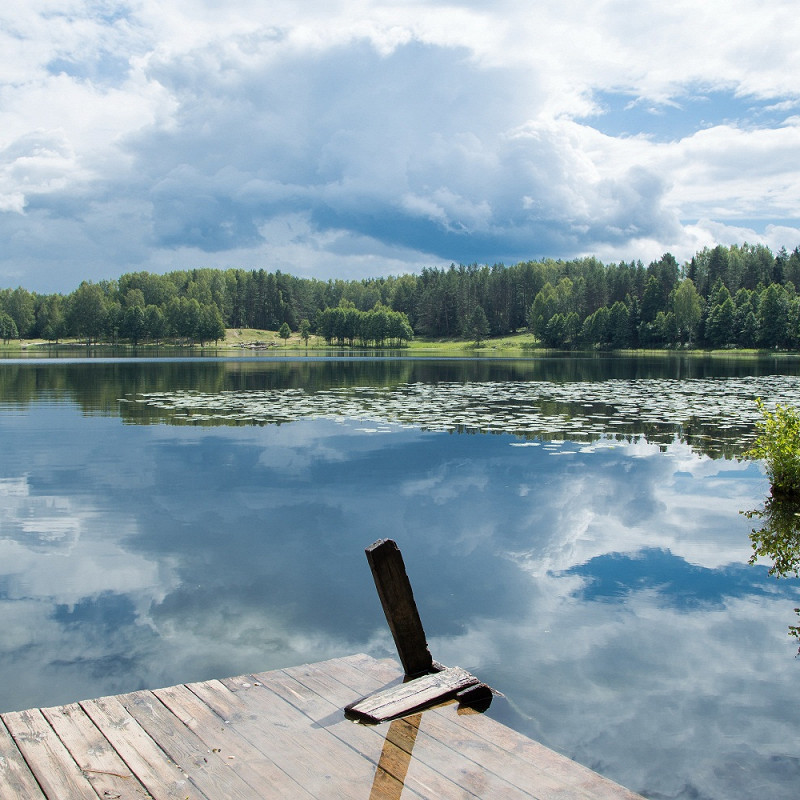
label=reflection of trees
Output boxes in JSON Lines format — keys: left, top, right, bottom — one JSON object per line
{"left": 747, "top": 497, "right": 800, "bottom": 578}
{"left": 2, "top": 356, "right": 798, "bottom": 459}
{"left": 745, "top": 497, "right": 800, "bottom": 650}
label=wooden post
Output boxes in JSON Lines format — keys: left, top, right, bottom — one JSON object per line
{"left": 365, "top": 539, "right": 433, "bottom": 677}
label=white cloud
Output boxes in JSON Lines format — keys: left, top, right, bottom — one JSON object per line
{"left": 1, "top": 1, "right": 799, "bottom": 291}
{"left": 664, "top": 121, "right": 800, "bottom": 217}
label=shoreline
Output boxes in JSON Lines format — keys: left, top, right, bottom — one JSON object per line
{"left": 3, "top": 329, "right": 800, "bottom": 359}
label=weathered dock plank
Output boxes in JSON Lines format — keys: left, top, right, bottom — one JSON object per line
{"left": 249, "top": 662, "right": 488, "bottom": 798}
{"left": 200, "top": 674, "right": 385, "bottom": 799}
{"left": 262, "top": 659, "right": 533, "bottom": 799}
{"left": 154, "top": 681, "right": 317, "bottom": 799}
{"left": 213, "top": 672, "right": 391, "bottom": 799}
{"left": 343, "top": 653, "right": 645, "bottom": 800}
{"left": 119, "top": 688, "right": 261, "bottom": 800}
{"left": 2, "top": 709, "right": 97, "bottom": 800}
{"left": 0, "top": 654, "right": 645, "bottom": 800}
{"left": 284, "top": 656, "right": 573, "bottom": 800}
{"left": 41, "top": 703, "right": 151, "bottom": 800}
{"left": 0, "top": 719, "right": 46, "bottom": 800}
{"left": 345, "top": 665, "right": 480, "bottom": 722}
{"left": 81, "top": 694, "right": 205, "bottom": 799}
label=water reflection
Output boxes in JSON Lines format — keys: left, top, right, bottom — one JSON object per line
{"left": 1, "top": 358, "right": 800, "bottom": 800}
{"left": 3, "top": 356, "right": 800, "bottom": 459}
{"left": 3, "top": 352, "right": 800, "bottom": 401}
{"left": 121, "top": 374, "right": 800, "bottom": 462}
{"left": 747, "top": 497, "right": 800, "bottom": 578}
{"left": 746, "top": 496, "right": 800, "bottom": 650}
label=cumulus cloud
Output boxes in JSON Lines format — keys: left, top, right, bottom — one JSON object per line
{"left": 1, "top": 1, "right": 799, "bottom": 290}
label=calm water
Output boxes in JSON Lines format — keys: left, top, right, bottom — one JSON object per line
{"left": 2, "top": 355, "right": 800, "bottom": 799}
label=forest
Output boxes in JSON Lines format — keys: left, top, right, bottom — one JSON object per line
{"left": 1, "top": 242, "right": 800, "bottom": 349}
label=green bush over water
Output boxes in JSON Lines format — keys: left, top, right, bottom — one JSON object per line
{"left": 745, "top": 399, "right": 800, "bottom": 498}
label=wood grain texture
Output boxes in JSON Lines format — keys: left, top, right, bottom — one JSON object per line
{"left": 154, "top": 681, "right": 316, "bottom": 800}
{"left": 41, "top": 703, "right": 150, "bottom": 800}
{"left": 345, "top": 666, "right": 480, "bottom": 722}
{"left": 0, "top": 654, "right": 645, "bottom": 799}
{"left": 366, "top": 539, "right": 433, "bottom": 676}
{"left": 2, "top": 709, "right": 97, "bottom": 800}
{"left": 80, "top": 694, "right": 206, "bottom": 800}
{"left": 0, "top": 719, "right": 46, "bottom": 800}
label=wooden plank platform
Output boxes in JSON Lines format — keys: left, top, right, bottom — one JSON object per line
{"left": 0, "top": 653, "right": 644, "bottom": 799}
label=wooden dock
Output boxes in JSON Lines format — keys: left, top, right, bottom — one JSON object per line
{"left": 0, "top": 653, "right": 643, "bottom": 800}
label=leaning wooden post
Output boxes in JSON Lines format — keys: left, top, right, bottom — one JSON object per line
{"left": 366, "top": 539, "right": 433, "bottom": 677}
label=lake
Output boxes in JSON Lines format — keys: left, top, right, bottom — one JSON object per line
{"left": 1, "top": 354, "right": 799, "bottom": 799}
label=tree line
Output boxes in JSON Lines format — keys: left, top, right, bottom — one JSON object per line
{"left": 527, "top": 246, "right": 800, "bottom": 349}
{"left": 2, "top": 242, "right": 800, "bottom": 348}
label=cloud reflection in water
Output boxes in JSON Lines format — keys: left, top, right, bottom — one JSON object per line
{"left": 0, "top": 389, "right": 798, "bottom": 800}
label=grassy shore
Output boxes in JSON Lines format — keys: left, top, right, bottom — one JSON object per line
{"left": 1, "top": 328, "right": 797, "bottom": 358}
{"left": 220, "top": 327, "right": 545, "bottom": 353}
{"left": 1, "top": 328, "right": 540, "bottom": 356}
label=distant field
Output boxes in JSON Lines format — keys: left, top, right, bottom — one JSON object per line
{"left": 1, "top": 328, "right": 542, "bottom": 355}
{"left": 225, "top": 327, "right": 542, "bottom": 353}
{"left": 0, "top": 329, "right": 791, "bottom": 358}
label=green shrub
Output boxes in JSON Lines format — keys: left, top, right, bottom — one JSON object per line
{"left": 746, "top": 399, "right": 800, "bottom": 498}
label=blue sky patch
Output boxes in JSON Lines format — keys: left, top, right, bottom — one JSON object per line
{"left": 47, "top": 52, "right": 131, "bottom": 85}
{"left": 583, "top": 89, "right": 800, "bottom": 142}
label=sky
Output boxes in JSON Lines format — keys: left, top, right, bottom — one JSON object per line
{"left": 1, "top": 1, "right": 799, "bottom": 294}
